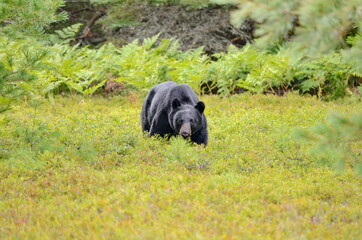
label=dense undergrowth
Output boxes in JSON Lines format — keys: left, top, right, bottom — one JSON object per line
{"left": 1, "top": 32, "right": 361, "bottom": 110}
{"left": 0, "top": 94, "right": 361, "bottom": 239}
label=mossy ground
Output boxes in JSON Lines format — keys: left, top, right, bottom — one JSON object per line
{"left": 0, "top": 94, "right": 361, "bottom": 239}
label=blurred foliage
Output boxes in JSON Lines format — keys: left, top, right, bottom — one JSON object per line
{"left": 0, "top": 37, "right": 48, "bottom": 112}
{"left": 0, "top": 0, "right": 67, "bottom": 112}
{"left": 213, "top": 0, "right": 362, "bottom": 53}
{"left": 343, "top": 34, "right": 362, "bottom": 76}
{"left": 0, "top": 0, "right": 67, "bottom": 38}
{"left": 295, "top": 112, "right": 362, "bottom": 175}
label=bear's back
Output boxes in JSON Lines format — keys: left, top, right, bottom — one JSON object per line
{"left": 168, "top": 84, "right": 198, "bottom": 105}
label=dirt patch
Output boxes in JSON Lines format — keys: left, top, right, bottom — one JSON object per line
{"left": 59, "top": 3, "right": 254, "bottom": 53}
{"left": 114, "top": 4, "right": 254, "bottom": 53}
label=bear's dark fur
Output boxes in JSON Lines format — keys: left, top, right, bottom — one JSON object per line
{"left": 141, "top": 81, "right": 208, "bottom": 145}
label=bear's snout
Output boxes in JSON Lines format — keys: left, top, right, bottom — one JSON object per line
{"left": 179, "top": 123, "right": 191, "bottom": 139}
{"left": 181, "top": 131, "right": 190, "bottom": 138}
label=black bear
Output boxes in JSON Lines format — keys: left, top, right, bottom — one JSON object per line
{"left": 141, "top": 81, "right": 208, "bottom": 145}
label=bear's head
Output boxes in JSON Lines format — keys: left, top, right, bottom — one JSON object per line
{"left": 171, "top": 98, "right": 205, "bottom": 139}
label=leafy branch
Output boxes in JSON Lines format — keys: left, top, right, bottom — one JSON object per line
{"left": 295, "top": 112, "right": 362, "bottom": 175}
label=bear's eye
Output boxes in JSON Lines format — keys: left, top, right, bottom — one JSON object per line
{"left": 190, "top": 119, "right": 194, "bottom": 123}
{"left": 177, "top": 119, "right": 183, "bottom": 124}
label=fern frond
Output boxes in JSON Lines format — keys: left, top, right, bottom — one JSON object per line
{"left": 54, "top": 23, "right": 83, "bottom": 44}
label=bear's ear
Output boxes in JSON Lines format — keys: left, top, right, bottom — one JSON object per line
{"left": 172, "top": 99, "right": 181, "bottom": 109}
{"left": 195, "top": 101, "right": 205, "bottom": 113}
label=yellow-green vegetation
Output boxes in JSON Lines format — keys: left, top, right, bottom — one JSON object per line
{"left": 0, "top": 94, "right": 361, "bottom": 239}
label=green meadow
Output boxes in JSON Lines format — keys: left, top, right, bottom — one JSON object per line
{"left": 0, "top": 94, "right": 361, "bottom": 239}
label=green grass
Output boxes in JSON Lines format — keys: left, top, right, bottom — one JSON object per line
{"left": 0, "top": 94, "right": 361, "bottom": 239}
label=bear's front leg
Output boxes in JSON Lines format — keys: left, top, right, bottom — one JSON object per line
{"left": 191, "top": 127, "right": 208, "bottom": 145}
{"left": 149, "top": 111, "right": 174, "bottom": 137}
